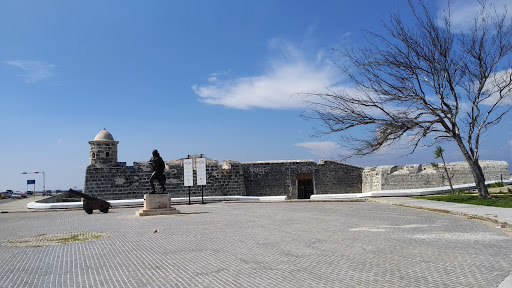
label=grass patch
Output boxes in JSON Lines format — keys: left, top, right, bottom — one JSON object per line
{"left": 54, "top": 232, "right": 106, "bottom": 244}
{"left": 412, "top": 194, "right": 512, "bottom": 208}
{"left": 54, "top": 234, "right": 83, "bottom": 244}
{"left": 3, "top": 232, "right": 109, "bottom": 248}
{"left": 445, "top": 189, "right": 473, "bottom": 195}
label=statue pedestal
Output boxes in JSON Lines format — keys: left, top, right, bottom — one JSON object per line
{"left": 136, "top": 194, "right": 180, "bottom": 216}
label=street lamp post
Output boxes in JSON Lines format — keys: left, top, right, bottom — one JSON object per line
{"left": 21, "top": 171, "right": 45, "bottom": 196}
{"left": 35, "top": 172, "right": 45, "bottom": 195}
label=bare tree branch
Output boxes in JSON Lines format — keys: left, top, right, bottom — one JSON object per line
{"left": 302, "top": 0, "right": 512, "bottom": 198}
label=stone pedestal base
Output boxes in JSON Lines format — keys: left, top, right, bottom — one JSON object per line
{"left": 136, "top": 194, "right": 180, "bottom": 217}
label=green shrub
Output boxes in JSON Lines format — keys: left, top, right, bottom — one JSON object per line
{"left": 488, "top": 182, "right": 505, "bottom": 188}
{"left": 61, "top": 198, "right": 81, "bottom": 202}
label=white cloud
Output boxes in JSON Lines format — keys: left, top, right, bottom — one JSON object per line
{"left": 481, "top": 68, "right": 512, "bottom": 106}
{"left": 5, "top": 60, "right": 55, "bottom": 83}
{"left": 437, "top": 1, "right": 512, "bottom": 107}
{"left": 192, "top": 39, "right": 340, "bottom": 110}
{"left": 295, "top": 141, "right": 343, "bottom": 159}
{"left": 442, "top": 0, "right": 511, "bottom": 32}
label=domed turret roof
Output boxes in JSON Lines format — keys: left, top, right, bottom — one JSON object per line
{"left": 93, "top": 129, "right": 115, "bottom": 141}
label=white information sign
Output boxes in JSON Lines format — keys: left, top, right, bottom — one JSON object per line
{"left": 183, "top": 159, "right": 193, "bottom": 186}
{"left": 196, "top": 158, "right": 207, "bottom": 186}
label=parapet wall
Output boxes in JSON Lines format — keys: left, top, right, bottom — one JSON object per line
{"left": 84, "top": 156, "right": 509, "bottom": 200}
{"left": 84, "top": 158, "right": 364, "bottom": 200}
{"left": 315, "top": 160, "right": 363, "bottom": 195}
{"left": 241, "top": 160, "right": 317, "bottom": 198}
{"left": 84, "top": 159, "right": 245, "bottom": 200}
{"left": 241, "top": 160, "right": 363, "bottom": 198}
{"left": 362, "top": 160, "right": 510, "bottom": 192}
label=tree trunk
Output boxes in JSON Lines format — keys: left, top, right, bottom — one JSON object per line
{"left": 464, "top": 159, "right": 490, "bottom": 198}
{"left": 453, "top": 137, "right": 491, "bottom": 198}
{"left": 440, "top": 155, "right": 455, "bottom": 193}
{"left": 471, "top": 160, "right": 491, "bottom": 198}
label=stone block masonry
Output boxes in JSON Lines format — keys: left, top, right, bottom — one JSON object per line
{"left": 241, "top": 160, "right": 317, "bottom": 199}
{"left": 316, "top": 160, "right": 363, "bottom": 195}
{"left": 84, "top": 158, "right": 509, "bottom": 200}
{"left": 84, "top": 158, "right": 245, "bottom": 201}
{"left": 83, "top": 129, "right": 511, "bottom": 200}
{"left": 84, "top": 158, "right": 366, "bottom": 200}
{"left": 361, "top": 161, "right": 510, "bottom": 193}
{"left": 241, "top": 160, "right": 364, "bottom": 198}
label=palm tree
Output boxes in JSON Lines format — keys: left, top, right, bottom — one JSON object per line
{"left": 434, "top": 146, "right": 454, "bottom": 193}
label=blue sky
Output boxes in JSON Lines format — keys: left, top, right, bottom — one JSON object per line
{"left": 1, "top": 0, "right": 511, "bottom": 191}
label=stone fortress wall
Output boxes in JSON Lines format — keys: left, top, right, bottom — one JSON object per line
{"left": 241, "top": 160, "right": 363, "bottom": 199}
{"left": 83, "top": 129, "right": 510, "bottom": 200}
{"left": 362, "top": 161, "right": 510, "bottom": 192}
{"left": 84, "top": 157, "right": 365, "bottom": 201}
{"left": 84, "top": 157, "right": 245, "bottom": 200}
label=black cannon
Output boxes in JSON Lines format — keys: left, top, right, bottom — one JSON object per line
{"left": 68, "top": 189, "right": 111, "bottom": 214}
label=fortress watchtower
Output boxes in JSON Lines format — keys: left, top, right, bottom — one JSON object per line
{"left": 89, "top": 129, "right": 119, "bottom": 167}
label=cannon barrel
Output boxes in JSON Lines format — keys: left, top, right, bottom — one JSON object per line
{"left": 68, "top": 189, "right": 111, "bottom": 214}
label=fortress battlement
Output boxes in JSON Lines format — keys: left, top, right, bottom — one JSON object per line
{"left": 84, "top": 129, "right": 510, "bottom": 200}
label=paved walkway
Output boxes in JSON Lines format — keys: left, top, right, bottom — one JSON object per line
{"left": 1, "top": 200, "right": 512, "bottom": 287}
{"left": 370, "top": 197, "right": 512, "bottom": 228}
{"left": 0, "top": 196, "right": 53, "bottom": 213}
{"left": 2, "top": 193, "right": 512, "bottom": 228}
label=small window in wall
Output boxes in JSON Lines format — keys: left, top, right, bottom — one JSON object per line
{"left": 92, "top": 152, "right": 96, "bottom": 159}
{"left": 106, "top": 152, "right": 110, "bottom": 158}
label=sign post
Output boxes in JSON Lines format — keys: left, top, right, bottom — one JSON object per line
{"left": 21, "top": 171, "right": 46, "bottom": 197}
{"left": 196, "top": 155, "right": 207, "bottom": 204}
{"left": 27, "top": 180, "right": 35, "bottom": 199}
{"left": 183, "top": 156, "right": 193, "bottom": 205}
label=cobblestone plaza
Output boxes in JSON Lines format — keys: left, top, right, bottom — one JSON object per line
{"left": 1, "top": 202, "right": 512, "bottom": 287}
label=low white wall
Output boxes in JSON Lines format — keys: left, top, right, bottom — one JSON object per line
{"left": 27, "top": 195, "right": 287, "bottom": 210}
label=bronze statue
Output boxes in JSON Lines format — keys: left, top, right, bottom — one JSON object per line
{"left": 149, "top": 149, "right": 166, "bottom": 194}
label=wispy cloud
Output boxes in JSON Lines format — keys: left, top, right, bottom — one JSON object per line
{"left": 192, "top": 39, "right": 340, "bottom": 110}
{"left": 295, "top": 141, "right": 344, "bottom": 159}
{"left": 5, "top": 60, "right": 55, "bottom": 83}
{"left": 442, "top": 0, "right": 511, "bottom": 32}
{"left": 481, "top": 68, "right": 512, "bottom": 106}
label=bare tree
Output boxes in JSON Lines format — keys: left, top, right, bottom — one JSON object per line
{"left": 304, "top": 0, "right": 512, "bottom": 198}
